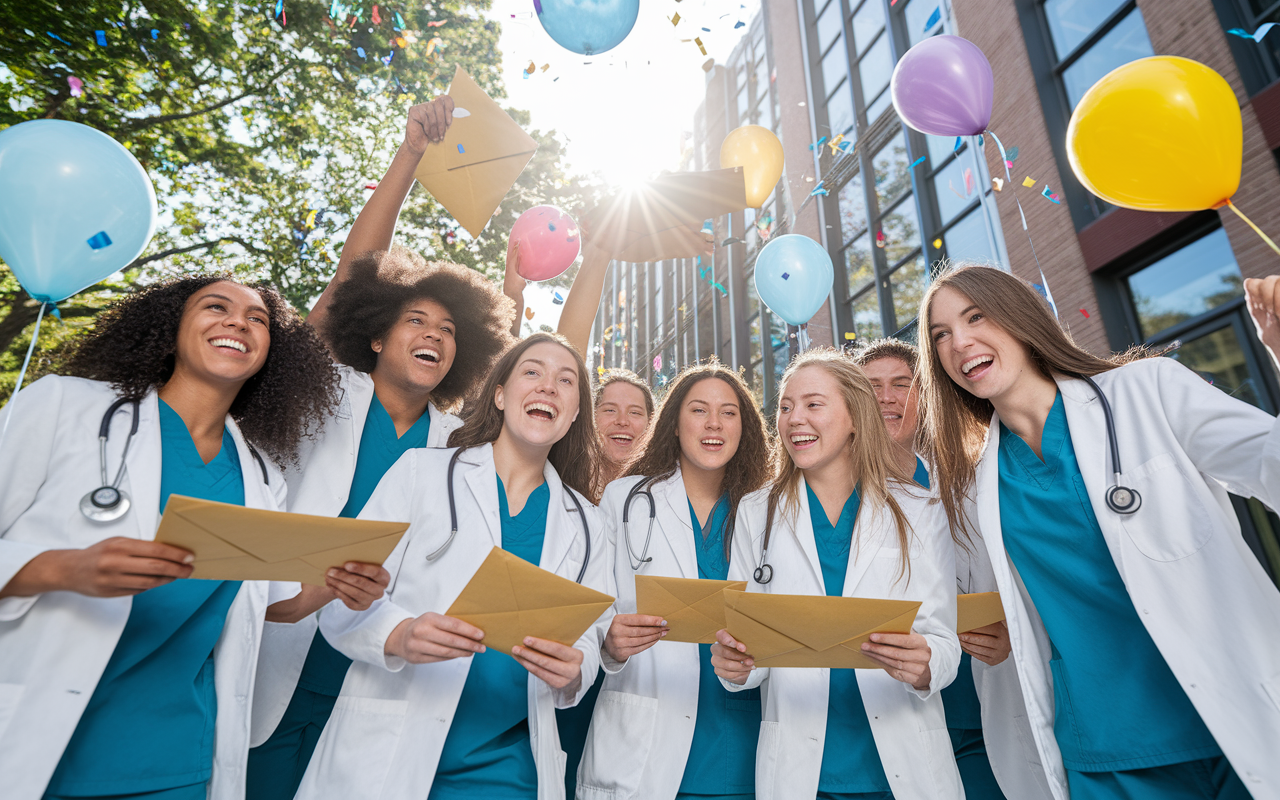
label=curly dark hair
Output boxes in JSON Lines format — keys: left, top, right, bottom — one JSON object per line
{"left": 321, "top": 248, "right": 515, "bottom": 411}
{"left": 448, "top": 332, "right": 603, "bottom": 503}
{"left": 63, "top": 274, "right": 339, "bottom": 467}
{"left": 624, "top": 360, "right": 774, "bottom": 561}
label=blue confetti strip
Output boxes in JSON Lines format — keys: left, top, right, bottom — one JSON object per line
{"left": 781, "top": 272, "right": 790, "bottom": 280}
{"left": 151, "top": 28, "right": 159, "bottom": 39}
{"left": 808, "top": 136, "right": 828, "bottom": 151}
{"left": 953, "top": 136, "right": 962, "bottom": 152}
{"left": 87, "top": 231, "right": 113, "bottom": 250}
{"left": 548, "top": 223, "right": 557, "bottom": 231}
{"left": 95, "top": 30, "right": 107, "bottom": 46}
{"left": 909, "top": 156, "right": 926, "bottom": 169}
{"left": 735, "top": 20, "right": 745, "bottom": 28}
{"left": 356, "top": 46, "right": 366, "bottom": 58}
{"left": 1228, "top": 23, "right": 1278, "bottom": 43}
{"left": 47, "top": 32, "right": 71, "bottom": 44}
{"left": 457, "top": 144, "right": 465, "bottom": 153}
{"left": 924, "top": 6, "right": 941, "bottom": 32}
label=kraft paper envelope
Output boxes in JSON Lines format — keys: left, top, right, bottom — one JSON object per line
{"left": 584, "top": 168, "right": 748, "bottom": 263}
{"left": 635, "top": 575, "right": 747, "bottom": 643}
{"left": 413, "top": 66, "right": 538, "bottom": 238}
{"left": 957, "top": 592, "right": 1005, "bottom": 633}
{"left": 723, "top": 589, "right": 921, "bottom": 669}
{"left": 446, "top": 547, "right": 615, "bottom": 657}
{"left": 154, "top": 495, "right": 408, "bottom": 585}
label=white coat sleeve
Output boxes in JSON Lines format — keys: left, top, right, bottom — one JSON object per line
{"left": 0, "top": 377, "right": 65, "bottom": 621}
{"left": 318, "top": 456, "right": 418, "bottom": 672}
{"left": 720, "top": 497, "right": 768, "bottom": 693}
{"left": 1151, "top": 357, "right": 1280, "bottom": 504}
{"left": 597, "top": 485, "right": 628, "bottom": 675}
{"left": 556, "top": 501, "right": 614, "bottom": 709}
{"left": 903, "top": 497, "right": 960, "bottom": 701}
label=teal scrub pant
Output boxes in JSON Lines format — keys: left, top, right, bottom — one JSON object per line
{"left": 676, "top": 794, "right": 755, "bottom": 800}
{"left": 817, "top": 793, "right": 894, "bottom": 800}
{"left": 45, "top": 784, "right": 207, "bottom": 800}
{"left": 1068, "top": 756, "right": 1249, "bottom": 800}
{"left": 245, "top": 686, "right": 338, "bottom": 800}
{"left": 949, "top": 727, "right": 1006, "bottom": 799}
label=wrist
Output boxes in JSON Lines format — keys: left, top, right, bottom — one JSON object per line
{"left": 13, "top": 550, "right": 71, "bottom": 596}
{"left": 385, "top": 618, "right": 411, "bottom": 659}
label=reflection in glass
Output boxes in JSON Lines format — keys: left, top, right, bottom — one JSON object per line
{"left": 822, "top": 36, "right": 850, "bottom": 97}
{"left": 816, "top": 0, "right": 842, "bottom": 52}
{"left": 881, "top": 198, "right": 922, "bottom": 267}
{"left": 1044, "top": 0, "right": 1128, "bottom": 58}
{"left": 889, "top": 256, "right": 928, "bottom": 330}
{"left": 1165, "top": 326, "right": 1260, "bottom": 408}
{"left": 755, "top": 56, "right": 770, "bottom": 100}
{"left": 905, "top": 0, "right": 944, "bottom": 47}
{"left": 931, "top": 146, "right": 980, "bottom": 225}
{"left": 943, "top": 208, "right": 997, "bottom": 265}
{"left": 1062, "top": 9, "right": 1153, "bottom": 108}
{"left": 737, "top": 87, "right": 750, "bottom": 124}
{"left": 827, "top": 82, "right": 855, "bottom": 137}
{"left": 852, "top": 0, "right": 885, "bottom": 54}
{"left": 927, "top": 135, "right": 956, "bottom": 168}
{"left": 852, "top": 287, "right": 883, "bottom": 342}
{"left": 838, "top": 174, "right": 868, "bottom": 244}
{"left": 866, "top": 89, "right": 893, "bottom": 126}
{"left": 859, "top": 35, "right": 893, "bottom": 108}
{"left": 846, "top": 234, "right": 874, "bottom": 298}
{"left": 873, "top": 131, "right": 911, "bottom": 208}
{"left": 1127, "top": 228, "right": 1244, "bottom": 339}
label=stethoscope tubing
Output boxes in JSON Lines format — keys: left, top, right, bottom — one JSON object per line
{"left": 622, "top": 476, "right": 658, "bottom": 571}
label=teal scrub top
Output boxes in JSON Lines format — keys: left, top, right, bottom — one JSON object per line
{"left": 46, "top": 400, "right": 244, "bottom": 797}
{"left": 429, "top": 477, "right": 550, "bottom": 800}
{"left": 806, "top": 484, "right": 892, "bottom": 796}
{"left": 296, "top": 394, "right": 433, "bottom": 697}
{"left": 998, "top": 393, "right": 1221, "bottom": 772}
{"left": 677, "top": 497, "right": 761, "bottom": 799}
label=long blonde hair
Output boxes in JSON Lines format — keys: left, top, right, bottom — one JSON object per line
{"left": 917, "top": 264, "right": 1149, "bottom": 540}
{"left": 768, "top": 349, "right": 915, "bottom": 582}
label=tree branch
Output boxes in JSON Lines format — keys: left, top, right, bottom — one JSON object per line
{"left": 123, "top": 64, "right": 295, "bottom": 130}
{"left": 128, "top": 236, "right": 270, "bottom": 269}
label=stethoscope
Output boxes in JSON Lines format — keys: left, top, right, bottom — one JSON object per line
{"left": 425, "top": 448, "right": 591, "bottom": 584}
{"left": 81, "top": 397, "right": 270, "bottom": 523}
{"left": 751, "top": 376, "right": 1141, "bottom": 585}
{"left": 622, "top": 476, "right": 660, "bottom": 570}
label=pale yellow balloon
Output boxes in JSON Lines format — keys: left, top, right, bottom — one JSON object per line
{"left": 720, "top": 125, "right": 785, "bottom": 208}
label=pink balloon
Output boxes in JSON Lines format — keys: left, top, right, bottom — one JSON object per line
{"left": 510, "top": 205, "right": 581, "bottom": 281}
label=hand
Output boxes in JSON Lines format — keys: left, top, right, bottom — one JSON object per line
{"left": 1245, "top": 276, "right": 1280, "bottom": 361}
{"left": 578, "top": 203, "right": 633, "bottom": 258}
{"left": 604, "top": 614, "right": 668, "bottom": 662}
{"left": 386, "top": 612, "right": 486, "bottom": 664}
{"left": 0, "top": 537, "right": 194, "bottom": 599}
{"left": 324, "top": 562, "right": 391, "bottom": 611}
{"left": 961, "top": 621, "right": 1010, "bottom": 666}
{"left": 861, "top": 631, "right": 933, "bottom": 691}
{"left": 504, "top": 240, "right": 527, "bottom": 299}
{"left": 512, "top": 636, "right": 584, "bottom": 691}
{"left": 402, "top": 95, "right": 456, "bottom": 154}
{"left": 710, "top": 629, "right": 755, "bottom": 685}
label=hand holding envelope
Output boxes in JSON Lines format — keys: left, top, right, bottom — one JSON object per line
{"left": 957, "top": 591, "right": 1005, "bottom": 633}
{"left": 635, "top": 575, "right": 746, "bottom": 643}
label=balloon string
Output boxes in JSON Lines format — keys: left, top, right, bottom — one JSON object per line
{"left": 0, "top": 302, "right": 48, "bottom": 451}
{"left": 1226, "top": 199, "right": 1280, "bottom": 258}
{"left": 985, "top": 129, "right": 1058, "bottom": 319}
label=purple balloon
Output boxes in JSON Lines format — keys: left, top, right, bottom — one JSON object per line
{"left": 891, "top": 35, "right": 994, "bottom": 137}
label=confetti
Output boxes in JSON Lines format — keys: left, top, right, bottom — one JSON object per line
{"left": 808, "top": 136, "right": 828, "bottom": 151}
{"left": 276, "top": 0, "right": 284, "bottom": 17}
{"left": 654, "top": 355, "right": 662, "bottom": 371}
{"left": 364, "top": 182, "right": 379, "bottom": 190}
{"left": 47, "top": 31, "right": 71, "bottom": 44}
{"left": 932, "top": 238, "right": 942, "bottom": 249}
{"left": 781, "top": 272, "right": 790, "bottom": 280}
{"left": 953, "top": 136, "right": 962, "bottom": 152}
{"left": 844, "top": 332, "right": 856, "bottom": 340}
{"left": 597, "top": 367, "right": 605, "bottom": 377}
{"left": 87, "top": 231, "right": 113, "bottom": 250}
{"left": 541, "top": 64, "right": 550, "bottom": 72}
{"left": 371, "top": 4, "right": 381, "bottom": 24}
{"left": 924, "top": 6, "right": 940, "bottom": 31}
{"left": 828, "top": 133, "right": 845, "bottom": 156}
{"left": 67, "top": 76, "right": 83, "bottom": 97}
{"left": 457, "top": 144, "right": 465, "bottom": 153}
{"left": 771, "top": 66, "right": 777, "bottom": 83}
{"left": 809, "top": 184, "right": 829, "bottom": 196}
{"left": 1041, "top": 185, "right": 1060, "bottom": 203}
{"left": 875, "top": 230, "right": 887, "bottom": 248}
{"left": 426, "top": 19, "right": 447, "bottom": 26}
{"left": 525, "top": 307, "right": 535, "bottom": 320}
{"left": 1080, "top": 308, "right": 1090, "bottom": 318}
{"left": 909, "top": 156, "right": 926, "bottom": 169}
{"left": 95, "top": 30, "right": 107, "bottom": 46}
{"left": 548, "top": 223, "right": 557, "bottom": 231}
{"left": 356, "top": 46, "right": 366, "bottom": 58}
{"left": 702, "top": 27, "right": 711, "bottom": 32}
{"left": 552, "top": 291, "right": 565, "bottom": 305}
{"left": 525, "top": 61, "right": 536, "bottom": 74}
{"left": 963, "top": 167, "right": 974, "bottom": 195}
{"left": 1228, "top": 23, "right": 1278, "bottom": 43}
{"left": 395, "top": 11, "right": 406, "bottom": 28}
{"left": 381, "top": 50, "right": 394, "bottom": 65}
{"left": 452, "top": 108, "right": 471, "bottom": 117}
{"left": 305, "top": 209, "right": 318, "bottom": 228}
{"left": 150, "top": 29, "right": 159, "bottom": 39}
{"left": 1006, "top": 146, "right": 1019, "bottom": 162}
{"left": 735, "top": 20, "right": 745, "bottom": 28}
{"left": 695, "top": 37, "right": 706, "bottom": 55}
{"left": 1022, "top": 176, "right": 1036, "bottom": 188}
{"left": 992, "top": 177, "right": 1004, "bottom": 191}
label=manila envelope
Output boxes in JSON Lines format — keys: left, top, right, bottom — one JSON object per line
{"left": 446, "top": 547, "right": 615, "bottom": 657}
{"left": 635, "top": 575, "right": 747, "bottom": 643}
{"left": 583, "top": 168, "right": 748, "bottom": 263}
{"left": 723, "top": 589, "right": 920, "bottom": 669}
{"left": 957, "top": 592, "right": 1005, "bottom": 634}
{"left": 414, "top": 65, "right": 538, "bottom": 238}
{"left": 154, "top": 495, "right": 408, "bottom": 585}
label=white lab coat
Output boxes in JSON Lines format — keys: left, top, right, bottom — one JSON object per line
{"left": 724, "top": 477, "right": 964, "bottom": 800}
{"left": 294, "top": 443, "right": 613, "bottom": 800}
{"left": 971, "top": 359, "right": 1280, "bottom": 799}
{"left": 250, "top": 364, "right": 462, "bottom": 746}
{"left": 577, "top": 469, "right": 744, "bottom": 800}
{"left": 0, "top": 375, "right": 295, "bottom": 800}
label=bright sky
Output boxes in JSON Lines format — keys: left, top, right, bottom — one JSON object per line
{"left": 484, "top": 0, "right": 761, "bottom": 334}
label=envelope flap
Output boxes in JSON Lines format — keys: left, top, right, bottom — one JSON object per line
{"left": 723, "top": 590, "right": 920, "bottom": 652}
{"left": 447, "top": 547, "right": 614, "bottom": 617}
{"left": 421, "top": 66, "right": 537, "bottom": 173}
{"left": 957, "top": 592, "right": 1005, "bottom": 633}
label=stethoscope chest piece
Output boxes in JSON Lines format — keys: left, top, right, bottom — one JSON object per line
{"left": 80, "top": 486, "right": 131, "bottom": 523}
{"left": 1105, "top": 484, "right": 1141, "bottom": 515}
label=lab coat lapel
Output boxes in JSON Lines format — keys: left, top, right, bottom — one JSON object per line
{"left": 128, "top": 391, "right": 162, "bottom": 539}
{"left": 1056, "top": 376, "right": 1125, "bottom": 564}
{"left": 347, "top": 373, "right": 375, "bottom": 457}
{"left": 657, "top": 470, "right": 698, "bottom": 579}
{"left": 842, "top": 497, "right": 883, "bottom": 596}
{"left": 540, "top": 461, "right": 582, "bottom": 578}
{"left": 461, "top": 444, "right": 501, "bottom": 549}
{"left": 226, "top": 417, "right": 271, "bottom": 511}
{"left": 974, "top": 415, "right": 1006, "bottom": 582}
{"left": 792, "top": 476, "right": 827, "bottom": 594}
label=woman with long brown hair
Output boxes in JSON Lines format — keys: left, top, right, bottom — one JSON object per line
{"left": 917, "top": 264, "right": 1280, "bottom": 800}
{"left": 575, "top": 361, "right": 772, "bottom": 800}
{"left": 711, "top": 349, "right": 962, "bottom": 800}
{"left": 292, "top": 332, "right": 611, "bottom": 800}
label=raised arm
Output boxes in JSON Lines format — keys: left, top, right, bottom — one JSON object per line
{"left": 307, "top": 96, "right": 455, "bottom": 340}
{"left": 503, "top": 241, "right": 527, "bottom": 338}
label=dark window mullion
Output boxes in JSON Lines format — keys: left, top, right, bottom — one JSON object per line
{"left": 1044, "top": 0, "right": 1137, "bottom": 74}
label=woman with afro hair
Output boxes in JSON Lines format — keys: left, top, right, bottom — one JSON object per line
{"left": 247, "top": 95, "right": 516, "bottom": 800}
{"left": 0, "top": 274, "right": 389, "bottom": 800}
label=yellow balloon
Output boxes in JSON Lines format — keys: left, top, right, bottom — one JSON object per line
{"left": 720, "top": 125, "right": 785, "bottom": 208}
{"left": 1067, "top": 56, "right": 1241, "bottom": 212}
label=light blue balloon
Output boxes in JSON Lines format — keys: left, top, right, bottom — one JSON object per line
{"left": 754, "top": 234, "right": 835, "bottom": 326}
{"left": 537, "top": 0, "right": 640, "bottom": 56}
{"left": 0, "top": 120, "right": 157, "bottom": 303}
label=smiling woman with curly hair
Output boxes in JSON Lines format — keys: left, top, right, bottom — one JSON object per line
{"left": 0, "top": 273, "right": 394, "bottom": 800}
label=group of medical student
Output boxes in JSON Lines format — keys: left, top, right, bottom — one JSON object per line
{"left": 2, "top": 94, "right": 1280, "bottom": 800}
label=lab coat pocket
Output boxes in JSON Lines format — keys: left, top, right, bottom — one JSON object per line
{"left": 313, "top": 696, "right": 408, "bottom": 799}
{"left": 1114, "top": 453, "right": 1213, "bottom": 561}
{"left": 577, "top": 691, "right": 657, "bottom": 796}
{"left": 0, "top": 683, "right": 24, "bottom": 741}
{"left": 754, "top": 719, "right": 781, "bottom": 800}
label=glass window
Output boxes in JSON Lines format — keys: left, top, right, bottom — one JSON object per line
{"left": 846, "top": 233, "right": 875, "bottom": 297}
{"left": 931, "top": 147, "right": 981, "bottom": 225}
{"left": 1126, "top": 228, "right": 1245, "bottom": 339}
{"left": 1043, "top": 0, "right": 1130, "bottom": 57}
{"left": 851, "top": 287, "right": 883, "bottom": 341}
{"left": 755, "top": 56, "right": 770, "bottom": 98}
{"left": 822, "top": 36, "right": 850, "bottom": 96}
{"left": 866, "top": 89, "right": 893, "bottom": 125}
{"left": 1061, "top": 8, "right": 1153, "bottom": 108}
{"left": 943, "top": 207, "right": 997, "bottom": 265}
{"left": 905, "top": 0, "right": 944, "bottom": 46}
{"left": 852, "top": 0, "right": 885, "bottom": 54}
{"left": 881, "top": 198, "right": 922, "bottom": 267}
{"left": 827, "top": 83, "right": 855, "bottom": 136}
{"left": 839, "top": 174, "right": 868, "bottom": 244}
{"left": 1165, "top": 326, "right": 1261, "bottom": 407}
{"left": 888, "top": 255, "right": 928, "bottom": 330}
{"left": 926, "top": 134, "right": 957, "bottom": 168}
{"left": 872, "top": 132, "right": 912, "bottom": 208}
{"left": 816, "top": 0, "right": 843, "bottom": 52}
{"left": 737, "top": 86, "right": 750, "bottom": 123}
{"left": 859, "top": 35, "right": 894, "bottom": 107}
